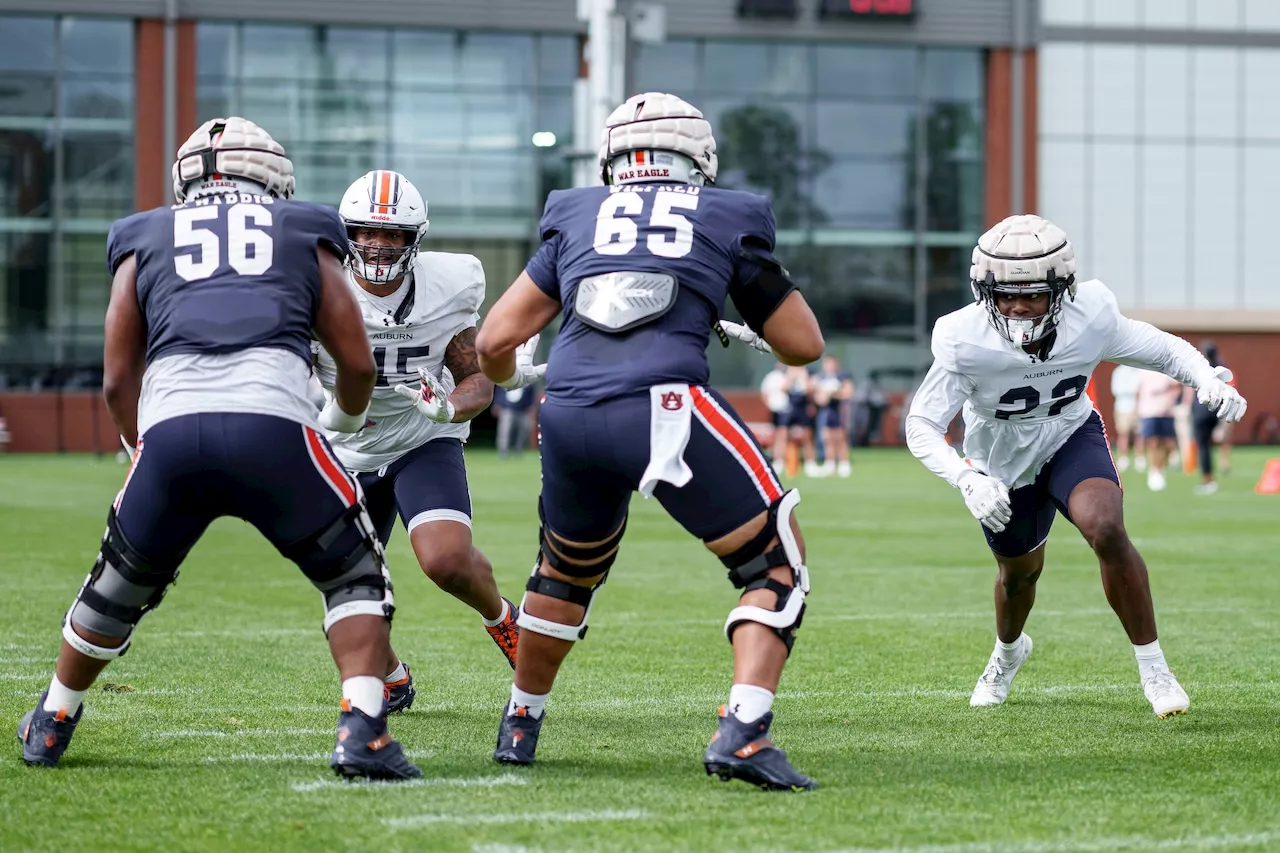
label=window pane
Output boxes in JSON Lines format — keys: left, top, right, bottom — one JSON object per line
{"left": 633, "top": 40, "right": 698, "bottom": 95}
{"left": 926, "top": 246, "right": 970, "bottom": 329}
{"left": 197, "top": 23, "right": 236, "bottom": 80}
{"left": 925, "top": 101, "right": 984, "bottom": 232}
{"left": 319, "top": 27, "right": 390, "bottom": 84}
{"left": 815, "top": 45, "right": 915, "bottom": 100}
{"left": 923, "top": 49, "right": 982, "bottom": 102}
{"left": 62, "top": 18, "right": 132, "bottom": 76}
{"left": 197, "top": 83, "right": 234, "bottom": 126}
{"left": 0, "top": 75, "right": 55, "bottom": 118}
{"left": 814, "top": 100, "right": 914, "bottom": 157}
{"left": 713, "top": 101, "right": 813, "bottom": 229}
{"left": 0, "top": 232, "right": 52, "bottom": 363}
{"left": 703, "top": 41, "right": 809, "bottom": 96}
{"left": 62, "top": 232, "right": 112, "bottom": 363}
{"left": 392, "top": 30, "right": 457, "bottom": 87}
{"left": 467, "top": 93, "right": 532, "bottom": 151}
{"left": 1090, "top": 45, "right": 1138, "bottom": 137}
{"left": 535, "top": 92, "right": 574, "bottom": 147}
{"left": 289, "top": 142, "right": 384, "bottom": 204}
{"left": 790, "top": 245, "right": 915, "bottom": 337}
{"left": 61, "top": 80, "right": 133, "bottom": 122}
{"left": 460, "top": 33, "right": 534, "bottom": 90}
{"left": 0, "top": 133, "right": 53, "bottom": 218}
{"left": 538, "top": 35, "right": 579, "bottom": 88}
{"left": 0, "top": 17, "right": 56, "bottom": 72}
{"left": 60, "top": 132, "right": 133, "bottom": 218}
{"left": 391, "top": 91, "right": 465, "bottom": 150}
{"left": 812, "top": 159, "right": 910, "bottom": 229}
{"left": 242, "top": 25, "right": 319, "bottom": 80}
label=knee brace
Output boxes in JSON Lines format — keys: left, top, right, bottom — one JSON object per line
{"left": 720, "top": 490, "right": 809, "bottom": 654}
{"left": 285, "top": 492, "right": 395, "bottom": 635}
{"left": 63, "top": 509, "right": 181, "bottom": 660}
{"left": 516, "top": 510, "right": 625, "bottom": 642}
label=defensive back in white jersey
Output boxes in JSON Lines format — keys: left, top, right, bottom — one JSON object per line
{"left": 314, "top": 251, "right": 485, "bottom": 472}
{"left": 908, "top": 278, "right": 1216, "bottom": 489}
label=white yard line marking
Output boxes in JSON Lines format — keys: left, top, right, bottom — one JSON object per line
{"left": 814, "top": 830, "right": 1280, "bottom": 853}
{"left": 202, "top": 749, "right": 434, "bottom": 764}
{"left": 384, "top": 809, "right": 648, "bottom": 829}
{"left": 152, "top": 728, "right": 332, "bottom": 739}
{"left": 292, "top": 774, "right": 527, "bottom": 793}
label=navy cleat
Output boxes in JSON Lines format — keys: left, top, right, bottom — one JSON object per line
{"left": 703, "top": 706, "right": 817, "bottom": 791}
{"left": 485, "top": 597, "right": 520, "bottom": 669}
{"left": 493, "top": 705, "right": 542, "bottom": 766}
{"left": 17, "top": 692, "right": 83, "bottom": 768}
{"left": 330, "top": 700, "right": 422, "bottom": 781}
{"left": 383, "top": 663, "right": 416, "bottom": 715}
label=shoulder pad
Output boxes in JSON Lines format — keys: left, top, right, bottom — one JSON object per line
{"left": 106, "top": 209, "right": 156, "bottom": 274}
{"left": 538, "top": 190, "right": 573, "bottom": 241}
{"left": 284, "top": 201, "right": 348, "bottom": 262}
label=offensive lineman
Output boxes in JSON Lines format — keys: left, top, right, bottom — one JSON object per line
{"left": 905, "top": 215, "right": 1246, "bottom": 718}
{"left": 311, "top": 171, "right": 538, "bottom": 711}
{"left": 476, "top": 93, "right": 825, "bottom": 790}
{"left": 16, "top": 118, "right": 420, "bottom": 779}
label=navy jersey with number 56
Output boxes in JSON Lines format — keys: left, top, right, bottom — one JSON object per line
{"left": 107, "top": 194, "right": 348, "bottom": 368}
{"left": 525, "top": 183, "right": 782, "bottom": 406}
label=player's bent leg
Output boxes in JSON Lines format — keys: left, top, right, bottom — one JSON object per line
{"left": 1067, "top": 478, "right": 1188, "bottom": 718}
{"left": 971, "top": 545, "right": 1043, "bottom": 708}
{"left": 701, "top": 490, "right": 816, "bottom": 792}
{"left": 406, "top": 518, "right": 517, "bottom": 668}
{"left": 494, "top": 512, "right": 624, "bottom": 766}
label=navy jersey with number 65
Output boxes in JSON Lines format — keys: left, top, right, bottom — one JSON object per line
{"left": 526, "top": 182, "right": 781, "bottom": 406}
{"left": 107, "top": 194, "right": 348, "bottom": 367}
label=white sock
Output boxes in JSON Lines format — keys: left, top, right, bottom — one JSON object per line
{"left": 384, "top": 661, "right": 408, "bottom": 684}
{"left": 508, "top": 684, "right": 548, "bottom": 719}
{"left": 996, "top": 636, "right": 1023, "bottom": 663}
{"left": 1134, "top": 639, "right": 1168, "bottom": 679}
{"left": 342, "top": 676, "right": 386, "bottom": 717}
{"left": 482, "top": 598, "right": 510, "bottom": 628}
{"left": 44, "top": 676, "right": 86, "bottom": 716}
{"left": 728, "top": 683, "right": 774, "bottom": 724}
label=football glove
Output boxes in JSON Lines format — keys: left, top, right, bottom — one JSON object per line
{"left": 1197, "top": 366, "right": 1247, "bottom": 423}
{"left": 318, "top": 397, "right": 369, "bottom": 433}
{"left": 496, "top": 334, "right": 548, "bottom": 390}
{"left": 394, "top": 367, "right": 455, "bottom": 424}
{"left": 957, "top": 468, "right": 1012, "bottom": 534}
{"left": 718, "top": 320, "right": 772, "bottom": 354}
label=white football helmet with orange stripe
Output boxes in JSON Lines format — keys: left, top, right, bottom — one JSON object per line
{"left": 339, "top": 170, "right": 429, "bottom": 284}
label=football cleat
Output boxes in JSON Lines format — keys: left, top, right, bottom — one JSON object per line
{"left": 17, "top": 692, "right": 83, "bottom": 768}
{"left": 970, "top": 633, "right": 1033, "bottom": 707}
{"left": 330, "top": 700, "right": 422, "bottom": 781}
{"left": 493, "top": 705, "right": 543, "bottom": 766}
{"left": 384, "top": 663, "right": 416, "bottom": 715}
{"left": 703, "top": 706, "right": 817, "bottom": 792}
{"left": 486, "top": 597, "right": 520, "bottom": 669}
{"left": 1143, "top": 666, "right": 1190, "bottom": 719}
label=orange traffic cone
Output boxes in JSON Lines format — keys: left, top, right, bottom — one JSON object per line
{"left": 785, "top": 442, "right": 800, "bottom": 479}
{"left": 1255, "top": 459, "right": 1280, "bottom": 494}
{"left": 1182, "top": 440, "right": 1198, "bottom": 474}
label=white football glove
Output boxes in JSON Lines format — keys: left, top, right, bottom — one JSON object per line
{"left": 957, "top": 468, "right": 1012, "bottom": 534}
{"left": 718, "top": 320, "right": 772, "bottom": 354}
{"left": 317, "top": 397, "right": 369, "bottom": 433}
{"left": 1197, "top": 366, "right": 1247, "bottom": 423}
{"left": 394, "top": 367, "right": 455, "bottom": 424}
{"left": 497, "top": 334, "right": 548, "bottom": 390}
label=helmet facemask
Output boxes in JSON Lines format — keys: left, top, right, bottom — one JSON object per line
{"left": 968, "top": 214, "right": 1079, "bottom": 348}
{"left": 347, "top": 224, "right": 420, "bottom": 285}
{"left": 974, "top": 273, "right": 1076, "bottom": 346}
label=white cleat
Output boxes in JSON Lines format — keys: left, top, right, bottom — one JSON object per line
{"left": 970, "top": 634, "right": 1033, "bottom": 707}
{"left": 1147, "top": 469, "right": 1167, "bottom": 491}
{"left": 1143, "top": 666, "right": 1190, "bottom": 719}
{"left": 836, "top": 460, "right": 852, "bottom": 478}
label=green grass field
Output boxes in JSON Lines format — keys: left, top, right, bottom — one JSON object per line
{"left": 1, "top": 448, "right": 1278, "bottom": 853}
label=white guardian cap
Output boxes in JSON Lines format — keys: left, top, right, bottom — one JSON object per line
{"left": 970, "top": 214, "right": 1078, "bottom": 346}
{"left": 598, "top": 92, "right": 718, "bottom": 187}
{"left": 172, "top": 117, "right": 295, "bottom": 202}
{"left": 338, "top": 170, "right": 429, "bottom": 284}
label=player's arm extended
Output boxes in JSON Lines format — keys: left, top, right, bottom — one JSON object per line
{"left": 476, "top": 271, "right": 561, "bottom": 385}
{"left": 1104, "top": 316, "right": 1218, "bottom": 388}
{"left": 313, "top": 247, "right": 376, "bottom": 429}
{"left": 443, "top": 327, "right": 494, "bottom": 423}
{"left": 103, "top": 255, "right": 146, "bottom": 448}
{"left": 904, "top": 361, "right": 977, "bottom": 487}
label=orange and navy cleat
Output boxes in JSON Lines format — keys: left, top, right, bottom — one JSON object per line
{"left": 492, "top": 704, "right": 542, "bottom": 766}
{"left": 485, "top": 597, "right": 520, "bottom": 669}
{"left": 330, "top": 700, "right": 422, "bottom": 781}
{"left": 17, "top": 692, "right": 83, "bottom": 768}
{"left": 384, "top": 663, "right": 416, "bottom": 715}
{"left": 702, "top": 705, "right": 817, "bottom": 791}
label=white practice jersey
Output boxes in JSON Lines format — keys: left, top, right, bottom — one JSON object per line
{"left": 314, "top": 251, "right": 484, "bottom": 472}
{"left": 905, "top": 279, "right": 1217, "bottom": 490}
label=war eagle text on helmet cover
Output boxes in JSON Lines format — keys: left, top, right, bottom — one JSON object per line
{"left": 597, "top": 92, "right": 718, "bottom": 186}
{"left": 171, "top": 117, "right": 296, "bottom": 202}
{"left": 970, "top": 214, "right": 1078, "bottom": 295}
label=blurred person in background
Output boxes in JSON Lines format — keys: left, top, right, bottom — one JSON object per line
{"left": 1185, "top": 340, "right": 1233, "bottom": 495}
{"left": 760, "top": 361, "right": 790, "bottom": 470}
{"left": 783, "top": 364, "right": 821, "bottom": 477}
{"left": 813, "top": 355, "right": 853, "bottom": 477}
{"left": 1136, "top": 368, "right": 1182, "bottom": 491}
{"left": 1109, "top": 364, "right": 1143, "bottom": 473}
{"left": 495, "top": 382, "right": 538, "bottom": 460}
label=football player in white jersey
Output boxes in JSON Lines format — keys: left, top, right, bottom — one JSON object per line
{"left": 904, "top": 215, "right": 1246, "bottom": 719}
{"left": 314, "top": 170, "right": 545, "bottom": 711}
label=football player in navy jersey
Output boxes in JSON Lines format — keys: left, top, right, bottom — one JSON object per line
{"left": 476, "top": 93, "right": 825, "bottom": 790}
{"left": 15, "top": 118, "right": 420, "bottom": 780}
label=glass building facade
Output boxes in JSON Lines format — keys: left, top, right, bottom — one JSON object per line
{"left": 0, "top": 14, "right": 986, "bottom": 389}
